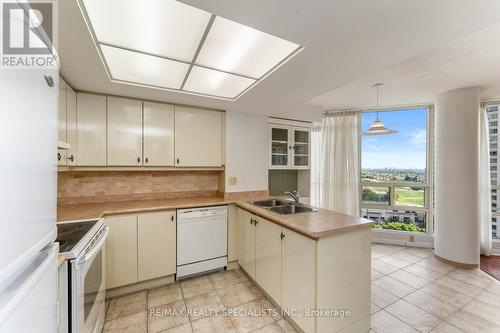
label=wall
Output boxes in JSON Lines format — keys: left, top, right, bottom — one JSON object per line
{"left": 434, "top": 87, "right": 480, "bottom": 265}
{"left": 225, "top": 111, "right": 269, "bottom": 193}
{"left": 58, "top": 170, "right": 224, "bottom": 204}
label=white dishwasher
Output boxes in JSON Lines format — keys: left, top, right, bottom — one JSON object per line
{"left": 177, "top": 206, "right": 228, "bottom": 278}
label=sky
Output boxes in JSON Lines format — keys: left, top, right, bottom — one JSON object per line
{"left": 361, "top": 108, "right": 427, "bottom": 170}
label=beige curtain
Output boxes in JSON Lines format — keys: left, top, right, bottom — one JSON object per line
{"left": 311, "top": 111, "right": 360, "bottom": 215}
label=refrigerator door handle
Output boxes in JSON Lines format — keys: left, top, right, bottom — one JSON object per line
{"left": 0, "top": 243, "right": 58, "bottom": 324}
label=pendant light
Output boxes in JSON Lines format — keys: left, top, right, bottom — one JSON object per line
{"left": 362, "top": 83, "right": 398, "bottom": 136}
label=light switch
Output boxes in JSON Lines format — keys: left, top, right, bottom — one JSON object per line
{"left": 229, "top": 176, "right": 237, "bottom": 185}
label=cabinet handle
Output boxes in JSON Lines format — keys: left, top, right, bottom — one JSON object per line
{"left": 145, "top": 157, "right": 148, "bottom": 163}
{"left": 171, "top": 215, "right": 174, "bottom": 222}
{"left": 44, "top": 75, "right": 54, "bottom": 87}
{"left": 280, "top": 232, "right": 285, "bottom": 240}
{"left": 176, "top": 158, "right": 180, "bottom": 164}
{"left": 254, "top": 219, "right": 258, "bottom": 226}
{"left": 137, "top": 157, "right": 141, "bottom": 163}
{"left": 289, "top": 146, "right": 292, "bottom": 150}
{"left": 250, "top": 218, "right": 254, "bottom": 225}
{"left": 57, "top": 153, "right": 61, "bottom": 161}
{"left": 68, "top": 155, "right": 74, "bottom": 162}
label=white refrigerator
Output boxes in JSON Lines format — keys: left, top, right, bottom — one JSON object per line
{"left": 0, "top": 15, "right": 60, "bottom": 332}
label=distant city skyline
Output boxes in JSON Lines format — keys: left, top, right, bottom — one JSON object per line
{"left": 362, "top": 108, "right": 427, "bottom": 169}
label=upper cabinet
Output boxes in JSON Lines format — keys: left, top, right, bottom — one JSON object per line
{"left": 57, "top": 78, "right": 67, "bottom": 165}
{"left": 76, "top": 93, "right": 107, "bottom": 166}
{"left": 175, "top": 106, "right": 222, "bottom": 167}
{"left": 143, "top": 102, "right": 175, "bottom": 166}
{"left": 107, "top": 97, "right": 143, "bottom": 166}
{"left": 270, "top": 124, "right": 310, "bottom": 169}
{"left": 66, "top": 85, "right": 77, "bottom": 165}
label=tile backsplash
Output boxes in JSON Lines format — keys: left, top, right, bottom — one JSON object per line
{"left": 58, "top": 171, "right": 224, "bottom": 204}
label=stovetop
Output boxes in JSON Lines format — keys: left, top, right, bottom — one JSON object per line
{"left": 56, "top": 219, "right": 99, "bottom": 253}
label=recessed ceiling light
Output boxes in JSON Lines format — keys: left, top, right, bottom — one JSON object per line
{"left": 184, "top": 66, "right": 256, "bottom": 99}
{"left": 196, "top": 16, "right": 300, "bottom": 78}
{"left": 78, "top": 0, "right": 302, "bottom": 99}
{"left": 101, "top": 45, "right": 189, "bottom": 89}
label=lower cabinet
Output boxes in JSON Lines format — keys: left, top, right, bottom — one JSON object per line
{"left": 137, "top": 211, "right": 176, "bottom": 281}
{"left": 255, "top": 216, "right": 282, "bottom": 306}
{"left": 105, "top": 210, "right": 176, "bottom": 289}
{"left": 239, "top": 210, "right": 256, "bottom": 279}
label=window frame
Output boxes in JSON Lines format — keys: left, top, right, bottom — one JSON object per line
{"left": 357, "top": 106, "right": 434, "bottom": 235}
{"left": 486, "top": 102, "right": 500, "bottom": 241}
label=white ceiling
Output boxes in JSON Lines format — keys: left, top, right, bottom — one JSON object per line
{"left": 59, "top": 0, "right": 500, "bottom": 121}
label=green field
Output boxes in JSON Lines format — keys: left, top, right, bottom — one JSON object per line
{"left": 394, "top": 187, "right": 424, "bottom": 207}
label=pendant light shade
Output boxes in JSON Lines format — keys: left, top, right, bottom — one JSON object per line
{"left": 362, "top": 83, "right": 398, "bottom": 136}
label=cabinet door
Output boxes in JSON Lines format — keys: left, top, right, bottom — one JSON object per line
{"left": 138, "top": 211, "right": 176, "bottom": 281}
{"left": 76, "top": 93, "right": 107, "bottom": 165}
{"left": 175, "top": 107, "right": 222, "bottom": 167}
{"left": 270, "top": 125, "right": 290, "bottom": 168}
{"left": 143, "top": 102, "right": 174, "bottom": 166}
{"left": 58, "top": 78, "right": 67, "bottom": 165}
{"left": 227, "top": 205, "right": 239, "bottom": 262}
{"left": 105, "top": 215, "right": 138, "bottom": 289}
{"left": 66, "top": 85, "right": 77, "bottom": 165}
{"left": 282, "top": 229, "right": 316, "bottom": 333}
{"left": 291, "top": 128, "right": 310, "bottom": 169}
{"left": 239, "top": 210, "right": 256, "bottom": 279}
{"left": 107, "top": 97, "right": 143, "bottom": 166}
{"left": 255, "top": 217, "right": 282, "bottom": 305}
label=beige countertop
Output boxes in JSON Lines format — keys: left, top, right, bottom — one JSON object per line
{"left": 57, "top": 196, "right": 372, "bottom": 240}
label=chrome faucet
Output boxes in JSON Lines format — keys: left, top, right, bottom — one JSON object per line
{"left": 285, "top": 191, "right": 300, "bottom": 204}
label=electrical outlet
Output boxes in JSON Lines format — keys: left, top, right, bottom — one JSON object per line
{"left": 409, "top": 235, "right": 415, "bottom": 243}
{"left": 229, "top": 177, "right": 237, "bottom": 185}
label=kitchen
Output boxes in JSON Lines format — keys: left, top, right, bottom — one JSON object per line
{"left": 2, "top": 1, "right": 500, "bottom": 333}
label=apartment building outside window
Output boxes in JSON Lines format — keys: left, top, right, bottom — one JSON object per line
{"left": 487, "top": 104, "right": 499, "bottom": 240}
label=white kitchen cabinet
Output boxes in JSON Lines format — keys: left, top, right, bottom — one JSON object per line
{"left": 143, "top": 102, "right": 175, "bottom": 166}
{"left": 58, "top": 78, "right": 67, "bottom": 165}
{"left": 76, "top": 93, "right": 107, "bottom": 165}
{"left": 238, "top": 210, "right": 256, "bottom": 279}
{"left": 105, "top": 215, "right": 138, "bottom": 289}
{"left": 107, "top": 97, "right": 143, "bottom": 166}
{"left": 137, "top": 211, "right": 176, "bottom": 281}
{"left": 255, "top": 216, "right": 282, "bottom": 306}
{"left": 66, "top": 84, "right": 77, "bottom": 165}
{"left": 282, "top": 228, "right": 316, "bottom": 333}
{"left": 269, "top": 124, "right": 310, "bottom": 169}
{"left": 175, "top": 106, "right": 222, "bottom": 167}
{"left": 227, "top": 205, "right": 239, "bottom": 262}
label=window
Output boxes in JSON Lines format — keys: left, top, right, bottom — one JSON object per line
{"left": 487, "top": 104, "right": 500, "bottom": 240}
{"left": 359, "top": 107, "right": 432, "bottom": 233}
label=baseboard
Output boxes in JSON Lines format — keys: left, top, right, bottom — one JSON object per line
{"left": 371, "top": 230, "right": 434, "bottom": 248}
{"left": 106, "top": 275, "right": 175, "bottom": 299}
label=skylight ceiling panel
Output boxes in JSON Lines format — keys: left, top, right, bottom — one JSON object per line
{"left": 183, "top": 66, "right": 256, "bottom": 99}
{"left": 101, "top": 45, "right": 189, "bottom": 89}
{"left": 195, "top": 16, "right": 300, "bottom": 78}
{"left": 81, "top": 0, "right": 211, "bottom": 62}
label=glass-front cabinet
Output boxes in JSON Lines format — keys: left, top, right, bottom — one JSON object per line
{"left": 270, "top": 125, "right": 310, "bottom": 169}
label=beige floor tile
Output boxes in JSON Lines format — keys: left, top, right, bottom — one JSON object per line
{"left": 372, "top": 269, "right": 384, "bottom": 281}
{"left": 447, "top": 302, "right": 500, "bottom": 333}
{"left": 217, "top": 280, "right": 263, "bottom": 307}
{"left": 148, "top": 284, "right": 183, "bottom": 308}
{"left": 401, "top": 247, "right": 434, "bottom": 259}
{"left": 386, "top": 299, "right": 441, "bottom": 332}
{"left": 191, "top": 315, "right": 238, "bottom": 333}
{"left": 185, "top": 290, "right": 225, "bottom": 321}
{"left": 252, "top": 322, "right": 285, "bottom": 333}
{"left": 389, "top": 270, "right": 430, "bottom": 289}
{"left": 446, "top": 269, "right": 494, "bottom": 289}
{"left": 102, "top": 311, "right": 147, "bottom": 333}
{"left": 230, "top": 299, "right": 275, "bottom": 333}
{"left": 370, "top": 310, "right": 419, "bottom": 333}
{"left": 180, "top": 275, "right": 214, "bottom": 299}
{"left": 476, "top": 289, "right": 500, "bottom": 308}
{"left": 415, "top": 259, "right": 454, "bottom": 274}
{"left": 372, "top": 259, "right": 400, "bottom": 275}
{"left": 431, "top": 276, "right": 482, "bottom": 298}
{"left": 208, "top": 269, "right": 248, "bottom": 289}
{"left": 162, "top": 323, "right": 193, "bottom": 333}
{"left": 389, "top": 251, "right": 423, "bottom": 264}
{"left": 106, "top": 291, "right": 147, "bottom": 321}
{"left": 402, "top": 264, "right": 445, "bottom": 281}
{"left": 459, "top": 299, "right": 500, "bottom": 326}
{"left": 371, "top": 302, "right": 381, "bottom": 315}
{"left": 486, "top": 281, "right": 500, "bottom": 294}
{"left": 404, "top": 290, "right": 468, "bottom": 320}
{"left": 277, "top": 319, "right": 298, "bottom": 333}
{"left": 371, "top": 285, "right": 400, "bottom": 308}
{"left": 372, "top": 276, "right": 416, "bottom": 298}
{"left": 148, "top": 300, "right": 189, "bottom": 333}
{"left": 430, "top": 322, "right": 464, "bottom": 333}
{"left": 378, "top": 254, "right": 413, "bottom": 269}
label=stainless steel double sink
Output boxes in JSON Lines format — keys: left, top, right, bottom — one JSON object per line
{"left": 250, "top": 199, "right": 317, "bottom": 215}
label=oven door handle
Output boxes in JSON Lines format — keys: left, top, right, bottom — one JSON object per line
{"left": 78, "top": 226, "right": 109, "bottom": 266}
